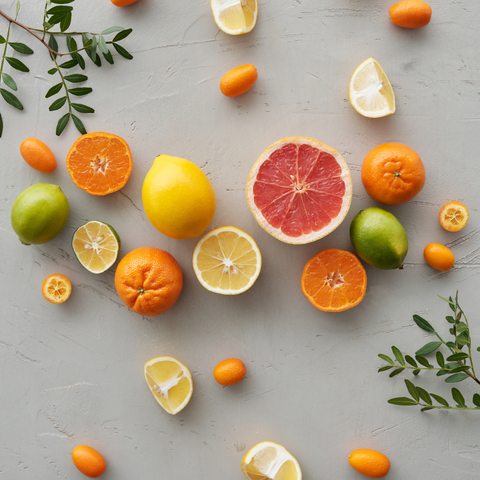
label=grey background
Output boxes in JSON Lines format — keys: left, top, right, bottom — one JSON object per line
{"left": 1, "top": 0, "right": 480, "bottom": 478}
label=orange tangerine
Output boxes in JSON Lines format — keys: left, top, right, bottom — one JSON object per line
{"left": 42, "top": 274, "right": 72, "bottom": 304}
{"left": 214, "top": 358, "right": 246, "bottom": 386}
{"left": 389, "top": 0, "right": 432, "bottom": 29}
{"left": 20, "top": 137, "right": 57, "bottom": 173}
{"left": 439, "top": 202, "right": 469, "bottom": 232}
{"left": 220, "top": 64, "right": 258, "bottom": 97}
{"left": 348, "top": 449, "right": 390, "bottom": 478}
{"left": 424, "top": 243, "right": 455, "bottom": 271}
{"left": 71, "top": 445, "right": 106, "bottom": 478}
{"left": 110, "top": 0, "right": 138, "bottom": 6}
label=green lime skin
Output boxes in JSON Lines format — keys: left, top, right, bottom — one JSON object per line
{"left": 350, "top": 207, "right": 408, "bottom": 270}
{"left": 11, "top": 184, "right": 70, "bottom": 245}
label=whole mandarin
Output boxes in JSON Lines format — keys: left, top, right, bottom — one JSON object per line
{"left": 71, "top": 445, "right": 106, "bottom": 478}
{"left": 424, "top": 243, "right": 455, "bottom": 271}
{"left": 214, "top": 358, "right": 246, "bottom": 386}
{"left": 20, "top": 137, "right": 57, "bottom": 173}
{"left": 220, "top": 64, "right": 258, "bottom": 97}
{"left": 348, "top": 449, "right": 390, "bottom": 478}
{"left": 389, "top": 0, "right": 432, "bottom": 28}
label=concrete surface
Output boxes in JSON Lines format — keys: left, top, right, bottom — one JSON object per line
{"left": 1, "top": 0, "right": 480, "bottom": 478}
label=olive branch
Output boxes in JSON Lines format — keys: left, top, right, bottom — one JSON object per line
{"left": 0, "top": 0, "right": 133, "bottom": 138}
{"left": 378, "top": 292, "right": 480, "bottom": 411}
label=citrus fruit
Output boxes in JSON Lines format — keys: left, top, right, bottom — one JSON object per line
{"left": 72, "top": 221, "right": 120, "bottom": 274}
{"left": 246, "top": 137, "right": 352, "bottom": 244}
{"left": 192, "top": 226, "right": 261, "bottom": 295}
{"left": 144, "top": 356, "right": 193, "bottom": 415}
{"left": 220, "top": 64, "right": 258, "bottom": 97}
{"left": 142, "top": 155, "right": 216, "bottom": 240}
{"left": 214, "top": 358, "right": 246, "bottom": 386}
{"left": 350, "top": 207, "right": 408, "bottom": 270}
{"left": 349, "top": 58, "right": 395, "bottom": 118}
{"left": 71, "top": 445, "right": 107, "bottom": 478}
{"left": 11, "top": 183, "right": 69, "bottom": 245}
{"left": 390, "top": 0, "right": 432, "bottom": 28}
{"left": 361, "top": 143, "right": 425, "bottom": 205}
{"left": 42, "top": 273, "right": 72, "bottom": 304}
{"left": 66, "top": 132, "right": 133, "bottom": 196}
{"left": 211, "top": 0, "right": 258, "bottom": 35}
{"left": 20, "top": 137, "right": 56, "bottom": 173}
{"left": 114, "top": 247, "right": 183, "bottom": 317}
{"left": 424, "top": 243, "right": 455, "bottom": 271}
{"left": 439, "top": 201, "right": 469, "bottom": 232}
{"left": 111, "top": 0, "right": 138, "bottom": 6}
{"left": 348, "top": 449, "right": 390, "bottom": 478}
{"left": 301, "top": 249, "right": 367, "bottom": 312}
{"left": 241, "top": 441, "right": 302, "bottom": 480}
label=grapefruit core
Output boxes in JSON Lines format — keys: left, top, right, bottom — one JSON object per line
{"left": 246, "top": 137, "right": 352, "bottom": 244}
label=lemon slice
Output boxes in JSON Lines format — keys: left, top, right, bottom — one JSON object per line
{"left": 144, "top": 356, "right": 193, "bottom": 415}
{"left": 349, "top": 58, "right": 395, "bottom": 118}
{"left": 192, "top": 226, "right": 262, "bottom": 295}
{"left": 241, "top": 442, "right": 302, "bottom": 480}
{"left": 211, "top": 0, "right": 258, "bottom": 35}
{"left": 72, "top": 221, "right": 120, "bottom": 274}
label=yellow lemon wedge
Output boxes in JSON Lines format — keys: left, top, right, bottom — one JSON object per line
{"left": 144, "top": 356, "right": 193, "bottom": 415}
{"left": 192, "top": 226, "right": 262, "bottom": 295}
{"left": 241, "top": 442, "right": 302, "bottom": 480}
{"left": 210, "top": 0, "right": 258, "bottom": 35}
{"left": 348, "top": 58, "right": 395, "bottom": 118}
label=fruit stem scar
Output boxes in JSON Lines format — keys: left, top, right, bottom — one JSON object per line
{"left": 138, "top": 287, "right": 145, "bottom": 294}
{"left": 324, "top": 270, "right": 344, "bottom": 288}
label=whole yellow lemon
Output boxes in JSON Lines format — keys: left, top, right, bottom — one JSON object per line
{"left": 142, "top": 155, "right": 216, "bottom": 239}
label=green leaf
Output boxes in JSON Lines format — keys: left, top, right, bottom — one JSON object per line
{"left": 0, "top": 112, "right": 3, "bottom": 137}
{"left": 47, "top": 5, "right": 73, "bottom": 14}
{"left": 449, "top": 365, "right": 470, "bottom": 374}
{"left": 51, "top": 0, "right": 75, "bottom": 4}
{"left": 103, "top": 50, "right": 114, "bottom": 65}
{"left": 392, "top": 346, "right": 405, "bottom": 366}
{"left": 412, "top": 369, "right": 420, "bottom": 376}
{"left": 378, "top": 354, "right": 394, "bottom": 365}
{"left": 421, "top": 407, "right": 434, "bottom": 411}
{"left": 436, "top": 351, "right": 445, "bottom": 368}
{"left": 45, "top": 83, "right": 63, "bottom": 98}
{"left": 113, "top": 28, "right": 132, "bottom": 42}
{"left": 16, "top": 0, "right": 20, "bottom": 16}
{"left": 405, "top": 355, "right": 418, "bottom": 368}
{"left": 113, "top": 43, "right": 133, "bottom": 60}
{"left": 405, "top": 379, "right": 419, "bottom": 402}
{"left": 49, "top": 96, "right": 67, "bottom": 111}
{"left": 48, "top": 14, "right": 67, "bottom": 26}
{"left": 71, "top": 114, "right": 87, "bottom": 135}
{"left": 416, "top": 387, "right": 432, "bottom": 405}
{"left": 71, "top": 103, "right": 94, "bottom": 113}
{"left": 56, "top": 112, "right": 70, "bottom": 136}
{"left": 101, "top": 26, "right": 124, "bottom": 35}
{"left": 77, "top": 53, "right": 86, "bottom": 70}
{"left": 452, "top": 387, "right": 466, "bottom": 407}
{"left": 437, "top": 362, "right": 459, "bottom": 376}
{"left": 0, "top": 88, "right": 23, "bottom": 110}
{"left": 445, "top": 373, "right": 469, "bottom": 383}
{"left": 457, "top": 332, "right": 470, "bottom": 346}
{"left": 445, "top": 315, "right": 455, "bottom": 324}
{"left": 388, "top": 397, "right": 418, "bottom": 406}
{"left": 473, "top": 394, "right": 480, "bottom": 408}
{"left": 58, "top": 59, "right": 78, "bottom": 69}
{"left": 43, "top": 21, "right": 53, "bottom": 31}
{"left": 91, "top": 36, "right": 98, "bottom": 61}
{"left": 69, "top": 87, "right": 93, "bottom": 96}
{"left": 98, "top": 35, "right": 109, "bottom": 55}
{"left": 413, "top": 314, "right": 435, "bottom": 332}
{"left": 477, "top": 346, "right": 480, "bottom": 352}
{"left": 2, "top": 73, "right": 18, "bottom": 91}
{"left": 415, "top": 355, "right": 432, "bottom": 368}
{"left": 446, "top": 352, "right": 469, "bottom": 362}
{"left": 456, "top": 322, "right": 468, "bottom": 333}
{"left": 48, "top": 67, "right": 57, "bottom": 75}
{"left": 9, "top": 42, "right": 34, "bottom": 54}
{"left": 49, "top": 35, "right": 58, "bottom": 59}
{"left": 415, "top": 341, "right": 442, "bottom": 356}
{"left": 5, "top": 57, "right": 29, "bottom": 72}
{"left": 0, "top": 35, "right": 6, "bottom": 44}
{"left": 446, "top": 341, "right": 456, "bottom": 349}
{"left": 389, "top": 368, "right": 404, "bottom": 378}
{"left": 60, "top": 11, "right": 72, "bottom": 32}
{"left": 67, "top": 35, "right": 76, "bottom": 52}
{"left": 431, "top": 393, "right": 449, "bottom": 407}
{"left": 378, "top": 366, "right": 393, "bottom": 373}
{"left": 64, "top": 74, "right": 88, "bottom": 83}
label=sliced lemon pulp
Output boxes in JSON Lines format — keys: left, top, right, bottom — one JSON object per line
{"left": 192, "top": 226, "right": 262, "bottom": 295}
{"left": 72, "top": 221, "right": 120, "bottom": 274}
{"left": 144, "top": 356, "right": 193, "bottom": 415}
{"left": 349, "top": 58, "right": 395, "bottom": 118}
{"left": 211, "top": 0, "right": 258, "bottom": 35}
{"left": 241, "top": 442, "right": 302, "bottom": 480}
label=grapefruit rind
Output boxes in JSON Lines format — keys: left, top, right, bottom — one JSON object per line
{"left": 246, "top": 137, "right": 352, "bottom": 245}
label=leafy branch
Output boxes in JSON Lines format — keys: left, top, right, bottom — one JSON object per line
{"left": 0, "top": 0, "right": 133, "bottom": 137}
{"left": 378, "top": 292, "right": 480, "bottom": 411}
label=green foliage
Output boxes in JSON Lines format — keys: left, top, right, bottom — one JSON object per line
{"left": 0, "top": 0, "right": 133, "bottom": 137}
{"left": 378, "top": 293, "right": 480, "bottom": 411}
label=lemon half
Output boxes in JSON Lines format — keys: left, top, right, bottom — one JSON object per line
{"left": 349, "top": 58, "right": 395, "bottom": 118}
{"left": 211, "top": 0, "right": 258, "bottom": 35}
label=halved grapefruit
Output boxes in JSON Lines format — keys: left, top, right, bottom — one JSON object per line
{"left": 246, "top": 137, "right": 352, "bottom": 244}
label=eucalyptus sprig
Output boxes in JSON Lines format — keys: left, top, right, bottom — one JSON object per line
{"left": 378, "top": 292, "right": 480, "bottom": 411}
{"left": 0, "top": 0, "right": 133, "bottom": 137}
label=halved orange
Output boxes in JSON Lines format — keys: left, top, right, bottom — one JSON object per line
{"left": 42, "top": 273, "right": 72, "bottom": 304}
{"left": 66, "top": 132, "right": 133, "bottom": 196}
{"left": 439, "top": 201, "right": 469, "bottom": 232}
{"left": 301, "top": 249, "right": 367, "bottom": 312}
{"left": 246, "top": 137, "right": 352, "bottom": 244}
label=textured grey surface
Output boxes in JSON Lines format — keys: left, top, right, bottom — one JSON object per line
{"left": 1, "top": 0, "right": 480, "bottom": 478}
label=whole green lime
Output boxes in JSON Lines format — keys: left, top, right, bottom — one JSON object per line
{"left": 11, "top": 184, "right": 70, "bottom": 245}
{"left": 350, "top": 207, "right": 408, "bottom": 269}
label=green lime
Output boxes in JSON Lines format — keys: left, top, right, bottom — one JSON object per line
{"left": 11, "top": 184, "right": 70, "bottom": 245}
{"left": 350, "top": 207, "right": 408, "bottom": 270}
{"left": 72, "top": 220, "right": 120, "bottom": 274}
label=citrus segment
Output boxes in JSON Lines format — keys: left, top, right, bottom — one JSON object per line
{"left": 246, "top": 137, "right": 352, "bottom": 244}
{"left": 211, "top": 0, "right": 258, "bottom": 35}
{"left": 72, "top": 221, "right": 120, "bottom": 274}
{"left": 439, "top": 201, "right": 468, "bottom": 232}
{"left": 193, "top": 226, "right": 261, "bottom": 295}
{"left": 42, "top": 274, "right": 72, "bottom": 304}
{"left": 66, "top": 132, "right": 133, "bottom": 196}
{"left": 144, "top": 356, "right": 193, "bottom": 415}
{"left": 349, "top": 58, "right": 395, "bottom": 118}
{"left": 241, "top": 442, "right": 302, "bottom": 480}
{"left": 301, "top": 249, "right": 367, "bottom": 312}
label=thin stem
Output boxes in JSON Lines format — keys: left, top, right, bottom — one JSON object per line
{"left": 0, "top": 14, "right": 12, "bottom": 79}
{"left": 52, "top": 56, "right": 72, "bottom": 115}
{"left": 418, "top": 403, "right": 480, "bottom": 411}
